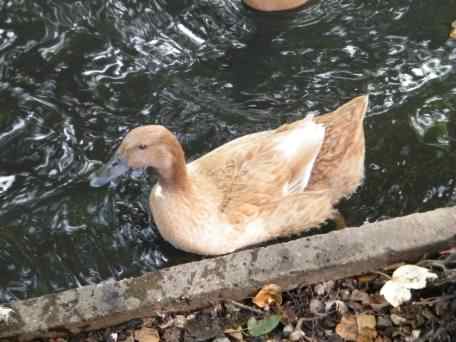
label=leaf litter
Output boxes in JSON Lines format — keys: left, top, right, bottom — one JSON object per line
{"left": 41, "top": 248, "right": 456, "bottom": 341}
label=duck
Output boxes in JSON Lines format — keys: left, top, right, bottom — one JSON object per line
{"left": 90, "top": 95, "right": 368, "bottom": 255}
{"left": 243, "top": 0, "right": 311, "bottom": 12}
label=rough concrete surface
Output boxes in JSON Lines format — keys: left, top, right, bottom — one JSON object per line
{"left": 1, "top": 206, "right": 455, "bottom": 340}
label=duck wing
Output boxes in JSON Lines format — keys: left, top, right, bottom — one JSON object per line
{"left": 309, "top": 95, "right": 368, "bottom": 201}
{"left": 191, "top": 116, "right": 325, "bottom": 225}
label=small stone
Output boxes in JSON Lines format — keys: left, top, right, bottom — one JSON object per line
{"left": 289, "top": 330, "right": 306, "bottom": 341}
{"left": 282, "top": 324, "right": 294, "bottom": 336}
{"left": 314, "top": 280, "right": 335, "bottom": 296}
{"left": 350, "top": 289, "right": 370, "bottom": 305}
{"left": 340, "top": 289, "right": 351, "bottom": 300}
{"left": 174, "top": 315, "right": 186, "bottom": 329}
{"left": 377, "top": 316, "right": 392, "bottom": 328}
{"left": 212, "top": 338, "right": 230, "bottom": 342}
{"left": 412, "top": 330, "right": 421, "bottom": 339}
{"left": 309, "top": 298, "right": 323, "bottom": 314}
{"left": 162, "top": 327, "right": 182, "bottom": 342}
{"left": 108, "top": 332, "right": 118, "bottom": 342}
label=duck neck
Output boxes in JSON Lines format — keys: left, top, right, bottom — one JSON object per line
{"left": 155, "top": 141, "right": 190, "bottom": 193}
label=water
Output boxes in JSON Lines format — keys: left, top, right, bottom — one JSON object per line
{"left": 1, "top": 0, "right": 455, "bottom": 302}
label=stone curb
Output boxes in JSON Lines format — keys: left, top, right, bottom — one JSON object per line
{"left": 1, "top": 206, "right": 455, "bottom": 340}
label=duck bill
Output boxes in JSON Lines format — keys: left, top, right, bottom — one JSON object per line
{"left": 90, "top": 152, "right": 129, "bottom": 187}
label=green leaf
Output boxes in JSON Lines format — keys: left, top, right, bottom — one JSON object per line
{"left": 247, "top": 314, "right": 281, "bottom": 337}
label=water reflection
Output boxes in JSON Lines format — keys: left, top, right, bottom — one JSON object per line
{"left": 0, "top": 0, "right": 456, "bottom": 301}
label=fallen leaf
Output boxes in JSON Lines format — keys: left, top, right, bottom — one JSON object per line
{"left": 252, "top": 284, "right": 282, "bottom": 309}
{"left": 380, "top": 281, "right": 411, "bottom": 308}
{"left": 390, "top": 265, "right": 437, "bottom": 289}
{"left": 336, "top": 314, "right": 378, "bottom": 342}
{"left": 247, "top": 314, "right": 281, "bottom": 337}
{"left": 336, "top": 314, "right": 358, "bottom": 341}
{"left": 357, "top": 314, "right": 376, "bottom": 330}
{"left": 357, "top": 314, "right": 377, "bottom": 342}
{"left": 134, "top": 327, "right": 160, "bottom": 342}
{"left": 380, "top": 265, "right": 437, "bottom": 307}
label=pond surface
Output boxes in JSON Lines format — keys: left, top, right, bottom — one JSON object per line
{"left": 1, "top": 0, "right": 456, "bottom": 302}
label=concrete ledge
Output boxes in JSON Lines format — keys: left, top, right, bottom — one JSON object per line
{"left": 1, "top": 207, "right": 455, "bottom": 340}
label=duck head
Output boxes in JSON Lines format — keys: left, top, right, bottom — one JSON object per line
{"left": 90, "top": 125, "right": 187, "bottom": 188}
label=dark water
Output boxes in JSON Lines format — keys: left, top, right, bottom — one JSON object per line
{"left": 1, "top": 0, "right": 455, "bottom": 302}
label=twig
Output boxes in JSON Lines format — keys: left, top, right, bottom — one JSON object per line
{"left": 372, "top": 271, "right": 392, "bottom": 280}
{"left": 228, "top": 300, "right": 264, "bottom": 315}
{"left": 414, "top": 294, "right": 456, "bottom": 306}
{"left": 294, "top": 311, "right": 333, "bottom": 322}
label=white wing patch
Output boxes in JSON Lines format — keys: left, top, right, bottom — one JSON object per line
{"left": 276, "top": 115, "right": 325, "bottom": 193}
{"left": 153, "top": 183, "right": 164, "bottom": 198}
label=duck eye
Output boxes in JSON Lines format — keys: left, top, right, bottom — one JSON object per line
{"left": 138, "top": 144, "right": 147, "bottom": 150}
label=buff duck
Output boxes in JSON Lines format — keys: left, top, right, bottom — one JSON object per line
{"left": 91, "top": 95, "right": 368, "bottom": 255}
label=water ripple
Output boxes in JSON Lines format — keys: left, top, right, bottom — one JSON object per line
{"left": 0, "top": 0, "right": 455, "bottom": 301}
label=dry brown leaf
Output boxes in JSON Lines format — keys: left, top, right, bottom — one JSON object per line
{"left": 357, "top": 314, "right": 377, "bottom": 342}
{"left": 336, "top": 314, "right": 358, "bottom": 341}
{"left": 357, "top": 314, "right": 376, "bottom": 330}
{"left": 336, "top": 314, "right": 378, "bottom": 342}
{"left": 134, "top": 327, "right": 160, "bottom": 342}
{"left": 252, "top": 284, "right": 283, "bottom": 309}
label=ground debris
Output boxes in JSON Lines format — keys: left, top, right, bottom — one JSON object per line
{"left": 252, "top": 284, "right": 283, "bottom": 310}
{"left": 65, "top": 249, "right": 455, "bottom": 342}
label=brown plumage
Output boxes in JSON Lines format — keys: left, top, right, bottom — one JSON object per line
{"left": 91, "top": 96, "right": 368, "bottom": 255}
